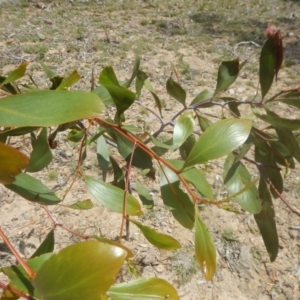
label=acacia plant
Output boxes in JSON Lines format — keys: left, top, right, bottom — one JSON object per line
{"left": 0, "top": 24, "right": 299, "bottom": 299}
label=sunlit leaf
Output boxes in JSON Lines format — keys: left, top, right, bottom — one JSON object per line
{"left": 214, "top": 59, "right": 239, "bottom": 96}
{"left": 254, "top": 178, "right": 278, "bottom": 262}
{"left": 99, "top": 66, "right": 136, "bottom": 120}
{"left": 184, "top": 118, "right": 252, "bottom": 168}
{"left": 0, "top": 142, "right": 29, "bottom": 184}
{"left": 67, "top": 128, "right": 86, "bottom": 143}
{"left": 85, "top": 175, "right": 143, "bottom": 216}
{"left": 5, "top": 172, "right": 61, "bottom": 205}
{"left": 160, "top": 166, "right": 194, "bottom": 229}
{"left": 92, "top": 85, "right": 114, "bottom": 105}
{"left": 67, "top": 199, "right": 94, "bottom": 210}
{"left": 223, "top": 153, "right": 261, "bottom": 213}
{"left": 144, "top": 79, "right": 162, "bottom": 116}
{"left": 56, "top": 70, "right": 81, "bottom": 90}
{"left": 0, "top": 62, "right": 29, "bottom": 88}
{"left": 107, "top": 278, "right": 180, "bottom": 300}
{"left": 166, "top": 77, "right": 186, "bottom": 106}
{"left": 194, "top": 206, "right": 216, "bottom": 280}
{"left": 26, "top": 128, "right": 53, "bottom": 172}
{"left": 30, "top": 230, "right": 55, "bottom": 259}
{"left": 136, "top": 180, "right": 154, "bottom": 210}
{"left": 1, "top": 253, "right": 53, "bottom": 299}
{"left": 97, "top": 135, "right": 110, "bottom": 173}
{"left": 130, "top": 219, "right": 181, "bottom": 250}
{"left": 173, "top": 111, "right": 195, "bottom": 149}
{"left": 190, "top": 89, "right": 213, "bottom": 106}
{"left": 136, "top": 70, "right": 148, "bottom": 98}
{"left": 0, "top": 90, "right": 105, "bottom": 127}
{"left": 126, "top": 56, "right": 141, "bottom": 88}
{"left": 33, "top": 241, "right": 127, "bottom": 300}
{"left": 39, "top": 61, "right": 55, "bottom": 79}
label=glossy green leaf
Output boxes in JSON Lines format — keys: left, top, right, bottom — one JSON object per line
{"left": 254, "top": 110, "right": 300, "bottom": 131}
{"left": 254, "top": 178, "right": 278, "bottom": 262}
{"left": 173, "top": 111, "right": 195, "bottom": 149}
{"left": 130, "top": 219, "right": 181, "bottom": 250}
{"left": 259, "top": 38, "right": 276, "bottom": 99}
{"left": 67, "top": 199, "right": 94, "bottom": 210}
{"left": 30, "top": 229, "right": 55, "bottom": 259}
{"left": 26, "top": 128, "right": 53, "bottom": 173}
{"left": 197, "top": 114, "right": 213, "bottom": 132}
{"left": 67, "top": 128, "right": 86, "bottom": 142}
{"left": 97, "top": 135, "right": 110, "bottom": 173}
{"left": 32, "top": 241, "right": 127, "bottom": 300}
{"left": 194, "top": 206, "right": 216, "bottom": 280}
{"left": 99, "top": 66, "right": 136, "bottom": 119}
{"left": 91, "top": 236, "right": 134, "bottom": 258}
{"left": 135, "top": 70, "right": 148, "bottom": 98}
{"left": 0, "top": 62, "right": 29, "bottom": 88}
{"left": 92, "top": 85, "right": 114, "bottom": 105}
{"left": 56, "top": 70, "right": 80, "bottom": 90}
{"left": 166, "top": 77, "right": 186, "bottom": 106}
{"left": 5, "top": 172, "right": 61, "bottom": 205}
{"left": 0, "top": 142, "right": 29, "bottom": 184}
{"left": 144, "top": 79, "right": 162, "bottom": 116}
{"left": 126, "top": 56, "right": 141, "bottom": 88}
{"left": 223, "top": 153, "right": 261, "bottom": 213}
{"left": 0, "top": 90, "right": 104, "bottom": 127}
{"left": 107, "top": 278, "right": 180, "bottom": 300}
{"left": 1, "top": 253, "right": 53, "bottom": 298}
{"left": 182, "top": 167, "right": 214, "bottom": 200}
{"left": 184, "top": 118, "right": 252, "bottom": 168}
{"left": 136, "top": 180, "right": 154, "bottom": 210}
{"left": 190, "top": 89, "right": 213, "bottom": 105}
{"left": 84, "top": 175, "right": 143, "bottom": 216}
{"left": 179, "top": 134, "right": 196, "bottom": 160}
{"left": 214, "top": 59, "right": 239, "bottom": 96}
{"left": 160, "top": 166, "right": 194, "bottom": 229}
{"left": 255, "top": 146, "right": 283, "bottom": 198}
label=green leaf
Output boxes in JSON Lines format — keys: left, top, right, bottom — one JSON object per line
{"left": 130, "top": 219, "right": 181, "bottom": 250}
{"left": 0, "top": 62, "right": 29, "bottom": 88}
{"left": 91, "top": 236, "right": 134, "bottom": 258}
{"left": 179, "top": 134, "right": 196, "bottom": 160}
{"left": 194, "top": 206, "right": 216, "bottom": 280}
{"left": 223, "top": 153, "right": 261, "bottom": 213}
{"left": 182, "top": 167, "right": 214, "bottom": 200}
{"left": 214, "top": 59, "right": 239, "bottom": 96}
{"left": 254, "top": 110, "right": 300, "bottom": 131}
{"left": 26, "top": 128, "right": 53, "bottom": 172}
{"left": 99, "top": 66, "right": 136, "bottom": 120}
{"left": 190, "top": 89, "right": 213, "bottom": 106}
{"left": 110, "top": 155, "right": 125, "bottom": 189}
{"left": 0, "top": 142, "right": 29, "bottom": 184}
{"left": 197, "top": 114, "right": 213, "bottom": 132}
{"left": 173, "top": 111, "right": 195, "bottom": 149}
{"left": 259, "top": 38, "right": 276, "bottom": 99}
{"left": 56, "top": 70, "right": 80, "bottom": 90}
{"left": 5, "top": 172, "right": 61, "bottom": 205}
{"left": 32, "top": 241, "right": 127, "bottom": 300}
{"left": 184, "top": 118, "right": 252, "bottom": 168}
{"left": 96, "top": 135, "right": 110, "bottom": 172}
{"left": 135, "top": 70, "right": 148, "bottom": 98}
{"left": 136, "top": 180, "right": 154, "bottom": 210}
{"left": 107, "top": 278, "right": 180, "bottom": 300}
{"left": 254, "top": 178, "right": 278, "bottom": 262}
{"left": 0, "top": 126, "right": 39, "bottom": 139}
{"left": 126, "top": 56, "right": 141, "bottom": 88}
{"left": 67, "top": 199, "right": 94, "bottom": 210}
{"left": 67, "top": 128, "right": 86, "bottom": 143}
{"left": 39, "top": 61, "right": 55, "bottom": 79}
{"left": 84, "top": 175, "right": 143, "bottom": 216}
{"left": 30, "top": 229, "right": 55, "bottom": 259}
{"left": 1, "top": 253, "right": 53, "bottom": 298}
{"left": 160, "top": 166, "right": 194, "bottom": 229}
{"left": 166, "top": 77, "right": 186, "bottom": 106}
{"left": 144, "top": 79, "right": 162, "bottom": 116}
{"left": 0, "top": 75, "right": 19, "bottom": 94}
{"left": 92, "top": 85, "right": 114, "bottom": 105}
{"left": 0, "top": 90, "right": 105, "bottom": 127}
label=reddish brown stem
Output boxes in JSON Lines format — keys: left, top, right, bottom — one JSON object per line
{"left": 0, "top": 227, "right": 36, "bottom": 279}
{"left": 0, "top": 281, "right": 36, "bottom": 300}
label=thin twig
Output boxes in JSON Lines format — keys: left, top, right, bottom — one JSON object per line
{"left": 0, "top": 281, "right": 36, "bottom": 300}
{"left": 0, "top": 227, "right": 36, "bottom": 278}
